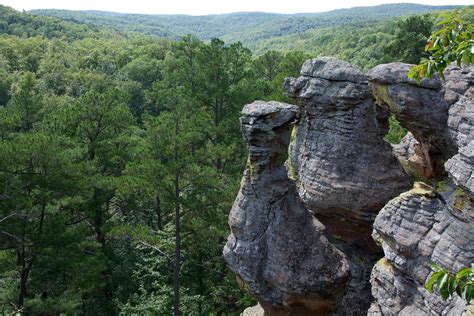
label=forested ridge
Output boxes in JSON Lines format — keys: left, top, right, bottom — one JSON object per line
{"left": 0, "top": 3, "right": 471, "bottom": 315}
{"left": 32, "top": 4, "right": 459, "bottom": 48}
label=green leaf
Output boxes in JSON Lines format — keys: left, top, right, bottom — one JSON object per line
{"left": 426, "top": 271, "right": 443, "bottom": 292}
{"left": 438, "top": 273, "right": 449, "bottom": 290}
{"left": 456, "top": 267, "right": 472, "bottom": 280}
{"left": 440, "top": 286, "right": 450, "bottom": 300}
{"left": 447, "top": 277, "right": 456, "bottom": 294}
{"left": 464, "top": 286, "right": 473, "bottom": 304}
{"left": 462, "top": 49, "right": 471, "bottom": 65}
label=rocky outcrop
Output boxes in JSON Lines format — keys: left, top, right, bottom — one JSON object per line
{"left": 284, "top": 57, "right": 411, "bottom": 249}
{"left": 368, "top": 63, "right": 474, "bottom": 315}
{"left": 368, "top": 63, "right": 451, "bottom": 178}
{"left": 369, "top": 182, "right": 474, "bottom": 315}
{"left": 223, "top": 101, "right": 350, "bottom": 314}
{"left": 225, "top": 59, "right": 473, "bottom": 316}
{"left": 445, "top": 65, "right": 474, "bottom": 149}
{"left": 444, "top": 65, "right": 474, "bottom": 197}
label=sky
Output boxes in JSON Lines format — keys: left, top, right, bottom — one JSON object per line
{"left": 0, "top": 0, "right": 471, "bottom": 15}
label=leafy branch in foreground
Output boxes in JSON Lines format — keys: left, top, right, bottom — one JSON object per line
{"left": 409, "top": 12, "right": 473, "bottom": 82}
{"left": 426, "top": 263, "right": 473, "bottom": 304}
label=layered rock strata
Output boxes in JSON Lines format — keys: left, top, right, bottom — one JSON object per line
{"left": 283, "top": 57, "right": 411, "bottom": 248}
{"left": 368, "top": 63, "right": 473, "bottom": 179}
{"left": 445, "top": 64, "right": 474, "bottom": 197}
{"left": 445, "top": 140, "right": 474, "bottom": 197}
{"left": 369, "top": 182, "right": 474, "bottom": 315}
{"left": 223, "top": 101, "right": 350, "bottom": 314}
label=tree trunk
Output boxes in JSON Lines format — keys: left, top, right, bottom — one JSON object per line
{"left": 173, "top": 173, "right": 180, "bottom": 316}
{"left": 198, "top": 251, "right": 204, "bottom": 315}
{"left": 17, "top": 214, "right": 27, "bottom": 308}
{"left": 155, "top": 195, "right": 162, "bottom": 230}
{"left": 93, "top": 189, "right": 106, "bottom": 246}
{"left": 18, "top": 270, "right": 27, "bottom": 307}
{"left": 173, "top": 112, "right": 181, "bottom": 316}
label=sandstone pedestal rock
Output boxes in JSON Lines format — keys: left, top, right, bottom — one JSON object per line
{"left": 223, "top": 101, "right": 350, "bottom": 314}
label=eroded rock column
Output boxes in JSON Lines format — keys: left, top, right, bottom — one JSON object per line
{"left": 283, "top": 57, "right": 411, "bottom": 249}
{"left": 223, "top": 101, "right": 350, "bottom": 314}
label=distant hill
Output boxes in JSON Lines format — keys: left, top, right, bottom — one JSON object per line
{"left": 0, "top": 4, "right": 99, "bottom": 40}
{"left": 32, "top": 3, "right": 460, "bottom": 48}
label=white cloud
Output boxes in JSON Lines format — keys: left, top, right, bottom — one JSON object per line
{"left": 0, "top": 0, "right": 470, "bottom": 15}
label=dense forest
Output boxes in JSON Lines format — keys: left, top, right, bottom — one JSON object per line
{"left": 0, "top": 3, "right": 471, "bottom": 315}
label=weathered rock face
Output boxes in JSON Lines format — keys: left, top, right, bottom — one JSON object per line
{"left": 444, "top": 65, "right": 474, "bottom": 148}
{"left": 444, "top": 65, "right": 474, "bottom": 197}
{"left": 367, "top": 63, "right": 474, "bottom": 315}
{"left": 445, "top": 140, "right": 474, "bottom": 198}
{"left": 391, "top": 132, "right": 435, "bottom": 181}
{"left": 369, "top": 182, "right": 474, "bottom": 315}
{"left": 223, "top": 101, "right": 350, "bottom": 314}
{"left": 392, "top": 131, "right": 417, "bottom": 162}
{"left": 225, "top": 59, "right": 473, "bottom": 316}
{"left": 284, "top": 57, "right": 411, "bottom": 248}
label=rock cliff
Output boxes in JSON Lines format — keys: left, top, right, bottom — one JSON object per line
{"left": 224, "top": 58, "right": 473, "bottom": 315}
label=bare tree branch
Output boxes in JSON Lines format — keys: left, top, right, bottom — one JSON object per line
{"left": 1, "top": 230, "right": 21, "bottom": 242}
{"left": 138, "top": 240, "right": 172, "bottom": 262}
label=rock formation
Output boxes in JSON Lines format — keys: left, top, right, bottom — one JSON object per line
{"left": 225, "top": 59, "right": 473, "bottom": 315}
{"left": 446, "top": 141, "right": 474, "bottom": 197}
{"left": 223, "top": 101, "right": 350, "bottom": 314}
{"left": 283, "top": 57, "right": 411, "bottom": 249}
{"left": 368, "top": 62, "right": 474, "bottom": 315}
{"left": 368, "top": 62, "right": 473, "bottom": 179}
{"left": 445, "top": 64, "right": 474, "bottom": 197}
